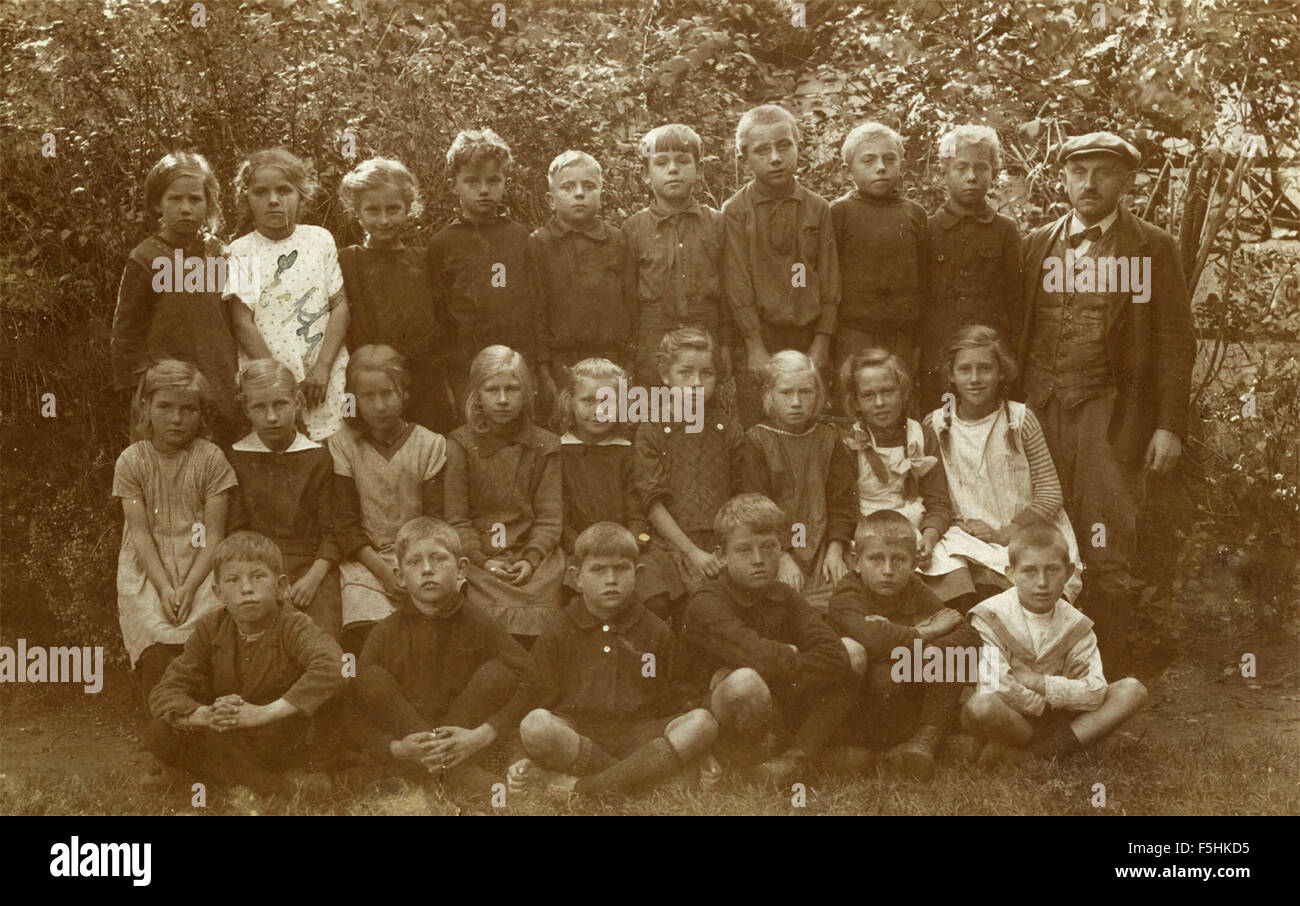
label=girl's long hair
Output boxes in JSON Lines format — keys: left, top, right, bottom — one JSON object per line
{"left": 231, "top": 148, "right": 317, "bottom": 236}
{"left": 465, "top": 345, "right": 534, "bottom": 433}
{"left": 937, "top": 324, "right": 1020, "bottom": 453}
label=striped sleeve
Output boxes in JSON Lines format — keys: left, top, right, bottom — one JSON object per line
{"left": 1016, "top": 407, "right": 1064, "bottom": 525}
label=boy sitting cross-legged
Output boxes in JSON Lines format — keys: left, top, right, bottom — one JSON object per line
{"left": 349, "top": 516, "right": 535, "bottom": 805}
{"left": 146, "top": 531, "right": 346, "bottom": 799}
{"left": 507, "top": 522, "right": 718, "bottom": 801}
{"left": 681, "top": 493, "right": 857, "bottom": 785}
{"left": 826, "top": 509, "right": 982, "bottom": 780}
{"left": 962, "top": 522, "right": 1148, "bottom": 765}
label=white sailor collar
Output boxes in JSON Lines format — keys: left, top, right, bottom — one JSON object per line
{"left": 232, "top": 431, "right": 321, "bottom": 453}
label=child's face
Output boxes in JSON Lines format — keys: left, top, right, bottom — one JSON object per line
{"left": 571, "top": 553, "right": 637, "bottom": 620}
{"left": 156, "top": 174, "right": 208, "bottom": 243}
{"left": 243, "top": 381, "right": 300, "bottom": 451}
{"left": 356, "top": 184, "right": 410, "bottom": 248}
{"left": 661, "top": 349, "right": 716, "bottom": 406}
{"left": 352, "top": 369, "right": 406, "bottom": 433}
{"left": 743, "top": 122, "right": 798, "bottom": 192}
{"left": 570, "top": 376, "right": 617, "bottom": 441}
{"left": 855, "top": 535, "right": 917, "bottom": 599}
{"left": 396, "top": 537, "right": 465, "bottom": 608}
{"left": 451, "top": 160, "right": 506, "bottom": 222}
{"left": 1010, "top": 546, "right": 1073, "bottom": 614}
{"left": 720, "top": 525, "right": 784, "bottom": 591}
{"left": 768, "top": 370, "right": 818, "bottom": 431}
{"left": 479, "top": 370, "right": 525, "bottom": 426}
{"left": 647, "top": 150, "right": 697, "bottom": 206}
{"left": 213, "top": 558, "right": 286, "bottom": 629}
{"left": 942, "top": 144, "right": 994, "bottom": 209}
{"left": 853, "top": 366, "right": 904, "bottom": 432}
{"left": 548, "top": 162, "right": 602, "bottom": 228}
{"left": 246, "top": 166, "right": 300, "bottom": 240}
{"left": 849, "top": 137, "right": 902, "bottom": 198}
{"left": 148, "top": 387, "right": 203, "bottom": 453}
{"left": 949, "top": 346, "right": 1001, "bottom": 413}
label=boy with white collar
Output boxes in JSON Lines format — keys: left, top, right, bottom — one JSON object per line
{"left": 962, "top": 523, "right": 1147, "bottom": 764}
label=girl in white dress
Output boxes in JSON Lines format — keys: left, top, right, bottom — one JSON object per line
{"left": 922, "top": 326, "right": 1083, "bottom": 602}
{"left": 225, "top": 149, "right": 350, "bottom": 440}
{"left": 840, "top": 349, "right": 973, "bottom": 601}
{"left": 113, "top": 360, "right": 237, "bottom": 699}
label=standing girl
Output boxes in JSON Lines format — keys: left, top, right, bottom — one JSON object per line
{"left": 741, "top": 350, "right": 855, "bottom": 612}
{"left": 922, "top": 325, "right": 1083, "bottom": 602}
{"left": 225, "top": 149, "right": 350, "bottom": 440}
{"left": 558, "top": 357, "right": 676, "bottom": 615}
{"left": 840, "top": 349, "right": 972, "bottom": 602}
{"left": 113, "top": 360, "right": 237, "bottom": 698}
{"left": 633, "top": 328, "right": 745, "bottom": 598}
{"left": 337, "top": 158, "right": 454, "bottom": 433}
{"left": 226, "top": 358, "right": 342, "bottom": 638}
{"left": 328, "top": 345, "right": 447, "bottom": 655}
{"left": 111, "top": 152, "right": 242, "bottom": 444}
{"left": 445, "top": 345, "right": 564, "bottom": 639}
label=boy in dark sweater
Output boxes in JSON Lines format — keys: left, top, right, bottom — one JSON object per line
{"left": 531, "top": 150, "right": 638, "bottom": 388}
{"left": 722, "top": 104, "right": 840, "bottom": 425}
{"left": 427, "top": 128, "right": 550, "bottom": 409}
{"left": 827, "top": 509, "right": 982, "bottom": 780}
{"left": 920, "top": 125, "right": 1022, "bottom": 412}
{"left": 349, "top": 517, "right": 535, "bottom": 806}
{"left": 830, "top": 122, "right": 929, "bottom": 375}
{"left": 507, "top": 523, "right": 717, "bottom": 800}
{"left": 681, "top": 493, "right": 856, "bottom": 785}
{"left": 146, "top": 531, "right": 346, "bottom": 798}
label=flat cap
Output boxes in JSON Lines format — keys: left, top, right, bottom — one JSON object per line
{"left": 1059, "top": 132, "right": 1141, "bottom": 169}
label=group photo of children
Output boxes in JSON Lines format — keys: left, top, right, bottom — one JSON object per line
{"left": 3, "top": 0, "right": 1296, "bottom": 822}
{"left": 104, "top": 107, "right": 1178, "bottom": 810}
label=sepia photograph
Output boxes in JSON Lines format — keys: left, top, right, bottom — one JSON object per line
{"left": 0, "top": 0, "right": 1296, "bottom": 844}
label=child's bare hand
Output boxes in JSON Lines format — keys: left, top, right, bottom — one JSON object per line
{"left": 289, "top": 573, "right": 321, "bottom": 610}
{"left": 917, "top": 529, "right": 939, "bottom": 566}
{"left": 508, "top": 560, "right": 534, "bottom": 586}
{"left": 224, "top": 702, "right": 274, "bottom": 730}
{"left": 484, "top": 558, "right": 512, "bottom": 581}
{"left": 822, "top": 548, "right": 849, "bottom": 585}
{"left": 1010, "top": 665, "right": 1045, "bottom": 695}
{"left": 777, "top": 552, "right": 804, "bottom": 591}
{"left": 427, "top": 725, "right": 494, "bottom": 770}
{"left": 689, "top": 548, "right": 722, "bottom": 579}
{"left": 746, "top": 346, "right": 770, "bottom": 374}
{"left": 159, "top": 584, "right": 180, "bottom": 623}
{"left": 186, "top": 705, "right": 222, "bottom": 731}
{"left": 390, "top": 731, "right": 439, "bottom": 764}
{"left": 303, "top": 362, "right": 330, "bottom": 408}
{"left": 379, "top": 570, "right": 403, "bottom": 599}
{"left": 962, "top": 519, "right": 997, "bottom": 542}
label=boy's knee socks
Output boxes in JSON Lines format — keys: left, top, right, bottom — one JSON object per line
{"left": 573, "top": 737, "right": 682, "bottom": 799}
{"left": 571, "top": 735, "right": 617, "bottom": 775}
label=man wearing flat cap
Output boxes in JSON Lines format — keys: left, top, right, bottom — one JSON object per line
{"left": 1017, "top": 131, "right": 1195, "bottom": 661}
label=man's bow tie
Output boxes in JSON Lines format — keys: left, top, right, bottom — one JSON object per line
{"left": 1068, "top": 225, "right": 1103, "bottom": 248}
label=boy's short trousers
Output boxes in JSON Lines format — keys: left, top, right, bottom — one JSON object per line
{"left": 1024, "top": 706, "right": 1077, "bottom": 742}
{"left": 560, "top": 713, "right": 675, "bottom": 758}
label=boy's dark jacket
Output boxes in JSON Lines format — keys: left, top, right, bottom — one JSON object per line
{"left": 1017, "top": 205, "right": 1195, "bottom": 464}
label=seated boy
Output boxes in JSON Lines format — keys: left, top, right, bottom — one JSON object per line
{"left": 146, "top": 530, "right": 346, "bottom": 798}
{"left": 830, "top": 122, "right": 929, "bottom": 375}
{"left": 531, "top": 150, "right": 638, "bottom": 388}
{"left": 427, "top": 128, "right": 550, "bottom": 407}
{"left": 961, "top": 523, "right": 1148, "bottom": 764}
{"left": 827, "top": 509, "right": 982, "bottom": 780}
{"left": 349, "top": 516, "right": 535, "bottom": 803}
{"left": 722, "top": 105, "right": 839, "bottom": 424}
{"left": 920, "top": 124, "right": 1022, "bottom": 412}
{"left": 622, "top": 123, "right": 732, "bottom": 386}
{"left": 681, "top": 493, "right": 856, "bottom": 785}
{"left": 507, "top": 522, "right": 717, "bottom": 800}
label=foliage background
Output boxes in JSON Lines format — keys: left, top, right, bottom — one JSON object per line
{"left": 1, "top": 0, "right": 1297, "bottom": 660}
